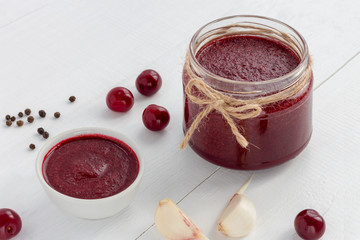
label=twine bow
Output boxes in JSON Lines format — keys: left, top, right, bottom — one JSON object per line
{"left": 179, "top": 79, "right": 262, "bottom": 149}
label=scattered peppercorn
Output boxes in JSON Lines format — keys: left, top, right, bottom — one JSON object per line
{"left": 27, "top": 116, "right": 34, "bottom": 123}
{"left": 25, "top": 108, "right": 31, "bottom": 115}
{"left": 43, "top": 131, "right": 49, "bottom": 139}
{"left": 69, "top": 96, "right": 76, "bottom": 102}
{"left": 37, "top": 127, "right": 44, "bottom": 135}
{"left": 6, "top": 120, "right": 12, "bottom": 126}
{"left": 54, "top": 112, "right": 61, "bottom": 118}
{"left": 29, "top": 144, "right": 36, "bottom": 150}
{"left": 16, "top": 120, "right": 24, "bottom": 127}
{"left": 10, "top": 116, "right": 16, "bottom": 121}
{"left": 18, "top": 112, "right": 23, "bottom": 118}
{"left": 39, "top": 110, "right": 46, "bottom": 118}
{"left": 5, "top": 115, "right": 10, "bottom": 120}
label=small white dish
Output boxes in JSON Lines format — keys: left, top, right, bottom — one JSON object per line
{"left": 35, "top": 127, "right": 143, "bottom": 219}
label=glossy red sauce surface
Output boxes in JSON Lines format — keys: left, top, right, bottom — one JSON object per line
{"left": 43, "top": 134, "right": 139, "bottom": 199}
{"left": 183, "top": 35, "right": 312, "bottom": 169}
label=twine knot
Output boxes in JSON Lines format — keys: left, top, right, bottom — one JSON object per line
{"left": 180, "top": 79, "right": 262, "bottom": 150}
{"left": 213, "top": 99, "right": 225, "bottom": 109}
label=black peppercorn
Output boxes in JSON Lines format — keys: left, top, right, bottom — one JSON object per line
{"left": 27, "top": 116, "right": 34, "bottom": 123}
{"left": 18, "top": 112, "right": 23, "bottom": 118}
{"left": 16, "top": 120, "right": 24, "bottom": 127}
{"left": 39, "top": 110, "right": 46, "bottom": 118}
{"left": 54, "top": 112, "right": 61, "bottom": 118}
{"left": 6, "top": 120, "right": 12, "bottom": 126}
{"left": 69, "top": 96, "right": 76, "bottom": 102}
{"left": 10, "top": 116, "right": 16, "bottom": 121}
{"left": 43, "top": 131, "right": 49, "bottom": 139}
{"left": 37, "top": 127, "right": 44, "bottom": 135}
{"left": 5, "top": 115, "right": 10, "bottom": 120}
{"left": 29, "top": 144, "right": 36, "bottom": 150}
{"left": 24, "top": 108, "right": 31, "bottom": 115}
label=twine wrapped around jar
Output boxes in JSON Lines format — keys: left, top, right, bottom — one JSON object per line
{"left": 180, "top": 53, "right": 312, "bottom": 150}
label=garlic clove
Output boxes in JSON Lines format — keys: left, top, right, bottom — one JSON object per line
{"left": 217, "top": 175, "right": 256, "bottom": 238}
{"left": 154, "top": 198, "right": 209, "bottom": 240}
{"left": 217, "top": 194, "right": 256, "bottom": 237}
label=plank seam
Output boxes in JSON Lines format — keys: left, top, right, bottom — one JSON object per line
{"left": 314, "top": 50, "right": 360, "bottom": 91}
{"left": 135, "top": 167, "right": 220, "bottom": 239}
{"left": 0, "top": 4, "right": 48, "bottom": 30}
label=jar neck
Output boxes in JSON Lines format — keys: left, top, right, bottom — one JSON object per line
{"left": 188, "top": 15, "right": 310, "bottom": 97}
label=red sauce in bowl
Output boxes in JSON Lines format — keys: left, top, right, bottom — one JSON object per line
{"left": 42, "top": 134, "right": 139, "bottom": 199}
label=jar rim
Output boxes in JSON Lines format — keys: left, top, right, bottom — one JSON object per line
{"left": 189, "top": 15, "right": 310, "bottom": 87}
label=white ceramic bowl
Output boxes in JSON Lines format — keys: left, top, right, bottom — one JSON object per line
{"left": 35, "top": 127, "right": 143, "bottom": 219}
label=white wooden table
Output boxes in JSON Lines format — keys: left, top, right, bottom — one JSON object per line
{"left": 0, "top": 0, "right": 359, "bottom": 239}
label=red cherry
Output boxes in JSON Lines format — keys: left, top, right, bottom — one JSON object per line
{"left": 142, "top": 104, "right": 170, "bottom": 131}
{"left": 136, "top": 69, "right": 162, "bottom": 96}
{"left": 106, "top": 87, "right": 134, "bottom": 112}
{"left": 294, "top": 209, "right": 325, "bottom": 240}
{"left": 0, "top": 208, "right": 22, "bottom": 240}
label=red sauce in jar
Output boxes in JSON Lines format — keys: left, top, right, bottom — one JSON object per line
{"left": 183, "top": 35, "right": 312, "bottom": 169}
{"left": 197, "top": 36, "right": 299, "bottom": 81}
{"left": 43, "top": 134, "right": 139, "bottom": 199}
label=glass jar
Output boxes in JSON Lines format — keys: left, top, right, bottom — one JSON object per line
{"left": 182, "top": 15, "right": 313, "bottom": 170}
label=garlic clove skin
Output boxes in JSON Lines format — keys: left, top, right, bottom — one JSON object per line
{"left": 217, "top": 193, "right": 256, "bottom": 237}
{"left": 154, "top": 198, "right": 209, "bottom": 240}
